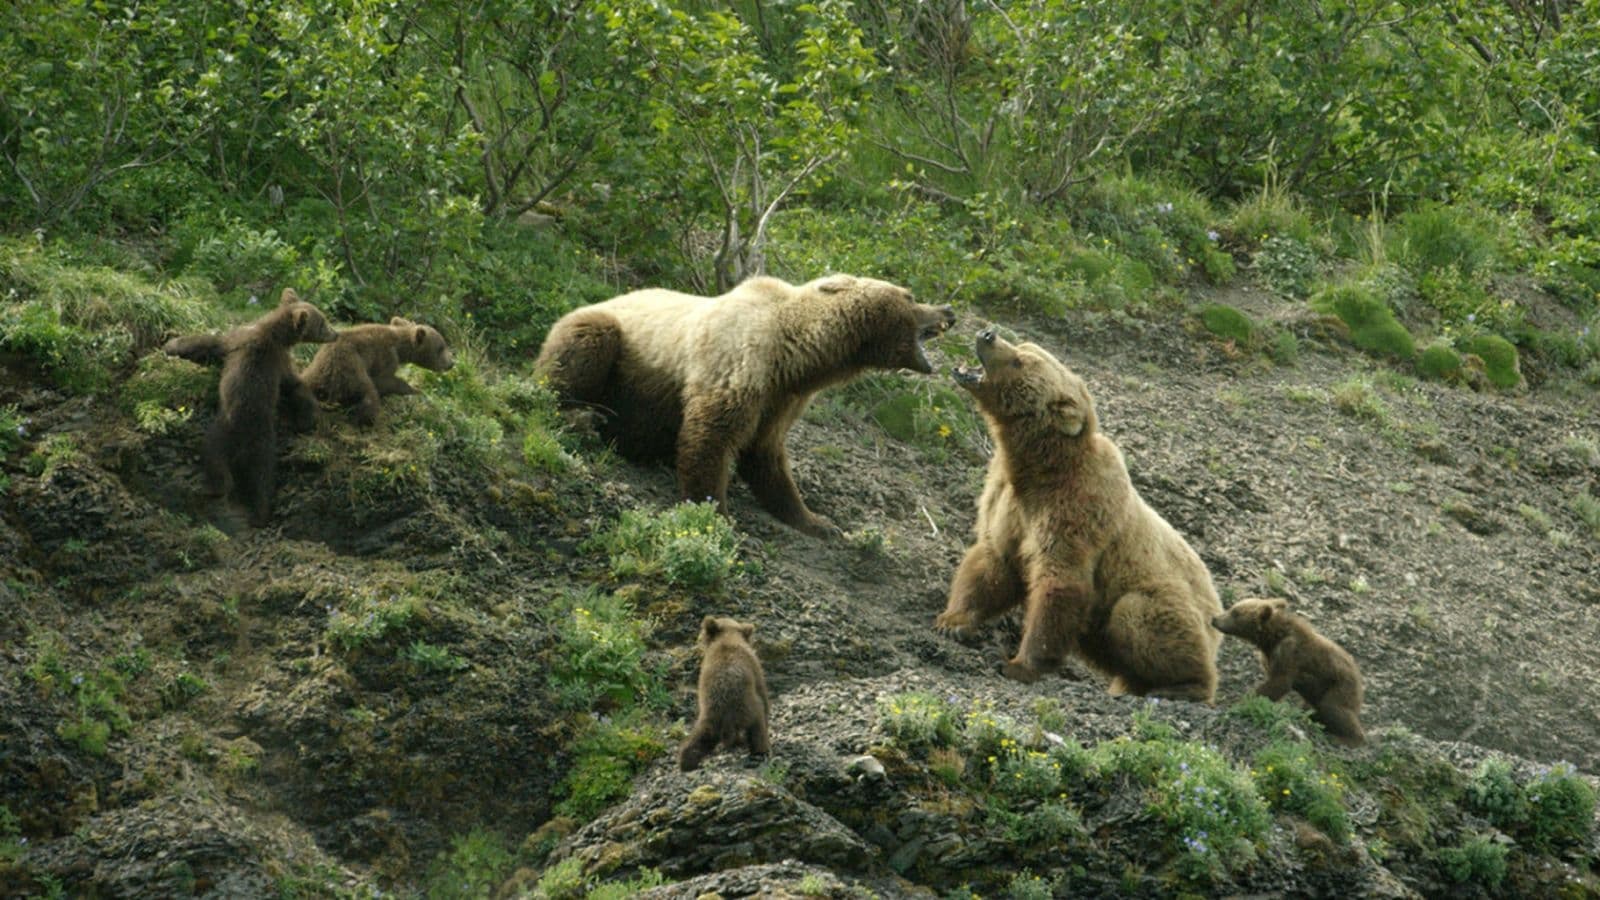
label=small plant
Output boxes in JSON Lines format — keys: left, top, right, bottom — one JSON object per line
{"left": 552, "top": 713, "right": 668, "bottom": 820}
{"left": 1332, "top": 376, "right": 1390, "bottom": 422}
{"left": 1227, "top": 695, "right": 1316, "bottom": 742}
{"left": 1199, "top": 304, "right": 1254, "bottom": 344}
{"left": 1005, "top": 870, "right": 1057, "bottom": 900}
{"left": 796, "top": 873, "right": 830, "bottom": 897}
{"left": 1416, "top": 340, "right": 1463, "bottom": 382}
{"left": 1313, "top": 283, "right": 1415, "bottom": 360}
{"left": 878, "top": 692, "right": 959, "bottom": 752}
{"left": 1252, "top": 236, "right": 1319, "bottom": 298}
{"left": 994, "top": 749, "right": 1066, "bottom": 801}
{"left": 1458, "top": 333, "right": 1522, "bottom": 389}
{"left": 324, "top": 589, "right": 421, "bottom": 653}
{"left": 0, "top": 404, "right": 28, "bottom": 455}
{"left": 1570, "top": 491, "right": 1600, "bottom": 538}
{"left": 160, "top": 671, "right": 210, "bottom": 709}
{"left": 547, "top": 588, "right": 667, "bottom": 712}
{"left": 25, "top": 433, "right": 83, "bottom": 480}
{"left": 531, "top": 858, "right": 587, "bottom": 900}
{"left": 1525, "top": 762, "right": 1597, "bottom": 850}
{"left": 422, "top": 827, "right": 516, "bottom": 900}
{"left": 1252, "top": 742, "right": 1351, "bottom": 843}
{"left": 1437, "top": 834, "right": 1508, "bottom": 887}
{"left": 402, "top": 640, "right": 470, "bottom": 674}
{"left": 0, "top": 805, "right": 22, "bottom": 863}
{"left": 598, "top": 501, "right": 742, "bottom": 590}
{"left": 1008, "top": 800, "right": 1084, "bottom": 846}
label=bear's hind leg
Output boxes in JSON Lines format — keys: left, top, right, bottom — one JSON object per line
{"left": 1312, "top": 683, "right": 1365, "bottom": 746}
{"left": 745, "top": 717, "right": 770, "bottom": 758}
{"left": 1103, "top": 589, "right": 1218, "bottom": 703}
{"left": 535, "top": 310, "right": 622, "bottom": 404}
{"left": 1003, "top": 576, "right": 1092, "bottom": 683}
{"left": 677, "top": 725, "right": 720, "bottom": 772}
{"left": 935, "top": 542, "right": 1023, "bottom": 633}
{"left": 201, "top": 421, "right": 231, "bottom": 498}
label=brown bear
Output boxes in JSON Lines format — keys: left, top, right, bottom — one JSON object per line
{"left": 1211, "top": 598, "right": 1366, "bottom": 746}
{"left": 534, "top": 274, "right": 955, "bottom": 537}
{"left": 164, "top": 289, "right": 337, "bottom": 525}
{"left": 679, "top": 615, "right": 770, "bottom": 772}
{"left": 300, "top": 317, "right": 455, "bottom": 425}
{"left": 934, "top": 328, "right": 1223, "bottom": 702}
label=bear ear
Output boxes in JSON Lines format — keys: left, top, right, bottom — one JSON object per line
{"left": 390, "top": 316, "right": 414, "bottom": 327}
{"left": 291, "top": 308, "right": 309, "bottom": 332}
{"left": 279, "top": 288, "right": 300, "bottom": 307}
{"left": 739, "top": 622, "right": 755, "bottom": 639}
{"left": 815, "top": 274, "right": 856, "bottom": 295}
{"left": 1050, "top": 400, "right": 1086, "bottom": 437}
{"left": 701, "top": 615, "right": 720, "bottom": 638}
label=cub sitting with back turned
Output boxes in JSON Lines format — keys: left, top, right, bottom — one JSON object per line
{"left": 679, "top": 615, "right": 770, "bottom": 772}
{"left": 163, "top": 288, "right": 338, "bottom": 525}
{"left": 1212, "top": 597, "right": 1366, "bottom": 746}
{"left": 301, "top": 317, "right": 455, "bottom": 425}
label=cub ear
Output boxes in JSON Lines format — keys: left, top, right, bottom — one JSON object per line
{"left": 701, "top": 615, "right": 720, "bottom": 638}
{"left": 390, "top": 316, "right": 414, "bottom": 327}
{"left": 292, "top": 308, "right": 309, "bottom": 332}
{"left": 1268, "top": 598, "right": 1289, "bottom": 616}
{"left": 815, "top": 274, "right": 856, "bottom": 295}
{"left": 279, "top": 288, "right": 301, "bottom": 307}
{"left": 413, "top": 326, "right": 428, "bottom": 346}
{"left": 739, "top": 622, "right": 755, "bottom": 639}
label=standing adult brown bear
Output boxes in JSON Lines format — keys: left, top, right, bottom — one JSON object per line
{"left": 300, "top": 317, "right": 455, "bottom": 425}
{"left": 163, "top": 289, "right": 338, "bottom": 525}
{"left": 679, "top": 615, "right": 770, "bottom": 772}
{"left": 934, "top": 328, "right": 1223, "bottom": 701}
{"left": 1212, "top": 598, "right": 1366, "bottom": 745}
{"left": 535, "top": 274, "right": 955, "bottom": 536}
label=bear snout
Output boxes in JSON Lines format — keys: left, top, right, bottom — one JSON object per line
{"left": 977, "top": 327, "right": 997, "bottom": 345}
{"left": 938, "top": 305, "right": 956, "bottom": 330}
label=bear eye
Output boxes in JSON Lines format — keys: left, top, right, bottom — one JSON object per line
{"left": 1010, "top": 358, "right": 1023, "bottom": 369}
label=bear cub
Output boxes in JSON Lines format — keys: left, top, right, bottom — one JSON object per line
{"left": 679, "top": 615, "right": 770, "bottom": 772}
{"left": 1212, "top": 597, "right": 1365, "bottom": 746}
{"left": 164, "top": 289, "right": 337, "bottom": 525}
{"left": 301, "top": 317, "right": 454, "bottom": 425}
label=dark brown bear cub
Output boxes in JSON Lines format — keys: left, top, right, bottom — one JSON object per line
{"left": 301, "top": 317, "right": 455, "bottom": 425}
{"left": 1212, "top": 598, "right": 1366, "bottom": 746}
{"left": 679, "top": 616, "right": 770, "bottom": 772}
{"left": 165, "top": 289, "right": 337, "bottom": 525}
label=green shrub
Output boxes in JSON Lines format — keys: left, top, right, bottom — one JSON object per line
{"left": 423, "top": 828, "right": 516, "bottom": 900}
{"left": 187, "top": 220, "right": 299, "bottom": 303}
{"left": 1313, "top": 284, "right": 1415, "bottom": 360}
{"left": 994, "top": 749, "right": 1067, "bottom": 801}
{"left": 547, "top": 588, "right": 666, "bottom": 712}
{"left": 1525, "top": 763, "right": 1597, "bottom": 850}
{"left": 120, "top": 354, "right": 216, "bottom": 435}
{"left": 552, "top": 713, "right": 668, "bottom": 819}
{"left": 1437, "top": 834, "right": 1508, "bottom": 887}
{"left": 878, "top": 692, "right": 959, "bottom": 752}
{"left": 1391, "top": 203, "right": 1501, "bottom": 278}
{"left": 1252, "top": 236, "right": 1319, "bottom": 298}
{"left": 1575, "top": 492, "right": 1600, "bottom": 538}
{"left": 1226, "top": 186, "right": 1317, "bottom": 248}
{"left": 1331, "top": 377, "right": 1390, "bottom": 422}
{"left": 1416, "top": 340, "right": 1463, "bottom": 381}
{"left": 0, "top": 405, "right": 27, "bottom": 456}
{"left": 1458, "top": 333, "right": 1522, "bottom": 389}
{"left": 1199, "top": 304, "right": 1254, "bottom": 343}
{"left": 324, "top": 588, "right": 421, "bottom": 653}
{"left": 1007, "top": 800, "right": 1083, "bottom": 846}
{"left": 597, "top": 502, "right": 742, "bottom": 591}
{"left": 1252, "top": 742, "right": 1351, "bottom": 843}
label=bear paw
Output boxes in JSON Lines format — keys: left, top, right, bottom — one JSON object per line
{"left": 933, "top": 610, "right": 978, "bottom": 634}
{"left": 1001, "top": 660, "right": 1042, "bottom": 684}
{"left": 797, "top": 513, "right": 845, "bottom": 540}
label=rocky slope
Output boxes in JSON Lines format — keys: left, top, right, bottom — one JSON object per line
{"left": 2, "top": 286, "right": 1598, "bottom": 898}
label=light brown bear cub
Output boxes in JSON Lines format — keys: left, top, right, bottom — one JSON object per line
{"left": 1212, "top": 598, "right": 1365, "bottom": 746}
{"left": 934, "top": 328, "right": 1223, "bottom": 702}
{"left": 679, "top": 616, "right": 770, "bottom": 772}
{"left": 535, "top": 274, "right": 955, "bottom": 537}
{"left": 301, "top": 317, "right": 455, "bottom": 425}
{"left": 163, "top": 289, "right": 338, "bottom": 525}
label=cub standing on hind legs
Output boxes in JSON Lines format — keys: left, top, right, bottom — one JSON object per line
{"left": 1212, "top": 597, "right": 1366, "bottom": 746}
{"left": 679, "top": 616, "right": 770, "bottom": 772}
{"left": 163, "top": 289, "right": 338, "bottom": 526}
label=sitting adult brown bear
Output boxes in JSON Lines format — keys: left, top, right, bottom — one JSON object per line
{"left": 1212, "top": 598, "right": 1365, "bottom": 745}
{"left": 535, "top": 274, "right": 955, "bottom": 536}
{"left": 163, "top": 289, "right": 338, "bottom": 525}
{"left": 934, "top": 328, "right": 1223, "bottom": 701}
{"left": 300, "top": 317, "right": 455, "bottom": 425}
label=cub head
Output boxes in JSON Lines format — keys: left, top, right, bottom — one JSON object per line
{"left": 390, "top": 317, "right": 455, "bottom": 371}
{"left": 810, "top": 274, "right": 956, "bottom": 374}
{"left": 279, "top": 288, "right": 338, "bottom": 344}
{"left": 699, "top": 615, "right": 755, "bottom": 649}
{"left": 953, "top": 328, "right": 1095, "bottom": 438}
{"left": 1211, "top": 597, "right": 1289, "bottom": 638}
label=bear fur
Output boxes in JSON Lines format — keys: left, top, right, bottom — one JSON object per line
{"left": 164, "top": 289, "right": 337, "bottom": 525}
{"left": 934, "top": 328, "right": 1223, "bottom": 702}
{"left": 679, "top": 615, "right": 770, "bottom": 772}
{"left": 534, "top": 274, "right": 956, "bottom": 536}
{"left": 301, "top": 317, "right": 455, "bottom": 425}
{"left": 1212, "top": 597, "right": 1366, "bottom": 746}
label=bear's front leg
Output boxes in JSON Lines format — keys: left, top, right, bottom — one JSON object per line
{"left": 935, "top": 541, "right": 1023, "bottom": 634}
{"left": 1004, "top": 572, "right": 1093, "bottom": 683}
{"left": 677, "top": 393, "right": 756, "bottom": 515}
{"left": 280, "top": 372, "right": 319, "bottom": 433}
{"left": 736, "top": 443, "right": 840, "bottom": 538}
{"left": 374, "top": 372, "right": 417, "bottom": 397}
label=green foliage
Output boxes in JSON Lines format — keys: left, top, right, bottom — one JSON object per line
{"left": 552, "top": 713, "right": 668, "bottom": 820}
{"left": 26, "top": 632, "right": 136, "bottom": 756}
{"left": 1331, "top": 377, "right": 1390, "bottom": 423}
{"left": 187, "top": 221, "right": 298, "bottom": 304}
{"left": 1252, "top": 237, "right": 1319, "bottom": 298}
{"left": 424, "top": 828, "right": 516, "bottom": 900}
{"left": 1574, "top": 492, "right": 1600, "bottom": 539}
{"left": 0, "top": 405, "right": 27, "bottom": 456}
{"left": 402, "top": 641, "right": 469, "bottom": 676}
{"left": 1314, "top": 283, "right": 1415, "bottom": 360}
{"left": 877, "top": 692, "right": 960, "bottom": 753}
{"left": 1466, "top": 757, "right": 1597, "bottom": 852}
{"left": 120, "top": 353, "right": 215, "bottom": 435}
{"left": 1006, "top": 800, "right": 1084, "bottom": 847}
{"left": 1226, "top": 185, "right": 1316, "bottom": 248}
{"left": 1416, "top": 340, "right": 1464, "bottom": 382}
{"left": 324, "top": 589, "right": 421, "bottom": 654}
{"left": 546, "top": 588, "right": 667, "bottom": 713}
{"left": 1437, "top": 835, "right": 1509, "bottom": 887}
{"left": 0, "top": 805, "right": 21, "bottom": 863}
{"left": 597, "top": 502, "right": 743, "bottom": 591}
{"left": 1391, "top": 204, "right": 1502, "bottom": 279}
{"left": 1199, "top": 304, "right": 1254, "bottom": 344}
{"left": 25, "top": 433, "right": 82, "bottom": 481}
{"left": 1226, "top": 696, "right": 1316, "bottom": 742}
{"left": 1458, "top": 333, "right": 1523, "bottom": 390}
{"left": 832, "top": 373, "right": 984, "bottom": 463}
{"left": 1252, "top": 742, "right": 1351, "bottom": 843}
